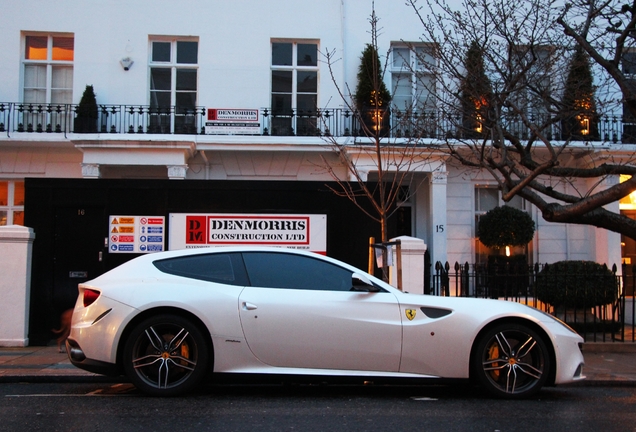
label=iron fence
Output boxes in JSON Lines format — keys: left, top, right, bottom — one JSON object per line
{"left": 1, "top": 102, "right": 634, "bottom": 143}
{"left": 430, "top": 260, "right": 636, "bottom": 342}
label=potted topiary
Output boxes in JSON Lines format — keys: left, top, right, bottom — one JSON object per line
{"left": 354, "top": 44, "right": 391, "bottom": 136}
{"left": 477, "top": 205, "right": 535, "bottom": 298}
{"left": 535, "top": 260, "right": 619, "bottom": 330}
{"left": 74, "top": 85, "right": 98, "bottom": 133}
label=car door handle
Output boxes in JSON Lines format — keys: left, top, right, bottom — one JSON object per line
{"left": 242, "top": 302, "right": 258, "bottom": 311}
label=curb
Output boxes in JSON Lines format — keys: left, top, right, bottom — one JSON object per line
{"left": 582, "top": 342, "right": 636, "bottom": 353}
{"left": 0, "top": 375, "right": 123, "bottom": 384}
{"left": 565, "top": 380, "right": 636, "bottom": 387}
{"left": 0, "top": 374, "right": 634, "bottom": 387}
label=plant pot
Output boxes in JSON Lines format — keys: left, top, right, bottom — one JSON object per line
{"left": 74, "top": 116, "right": 98, "bottom": 133}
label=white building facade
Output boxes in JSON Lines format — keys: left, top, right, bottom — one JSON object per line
{"left": 0, "top": 0, "right": 626, "bottom": 341}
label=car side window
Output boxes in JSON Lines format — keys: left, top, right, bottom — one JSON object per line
{"left": 153, "top": 252, "right": 249, "bottom": 286}
{"left": 242, "top": 252, "right": 353, "bottom": 291}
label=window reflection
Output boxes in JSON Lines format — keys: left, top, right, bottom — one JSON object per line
{"left": 177, "top": 41, "right": 198, "bottom": 64}
{"left": 152, "top": 42, "right": 171, "bottom": 62}
{"left": 272, "top": 43, "right": 292, "bottom": 66}
{"left": 0, "top": 182, "right": 7, "bottom": 206}
{"left": 13, "top": 211, "right": 24, "bottom": 226}
{"left": 297, "top": 44, "right": 317, "bottom": 66}
{"left": 14, "top": 182, "right": 24, "bottom": 206}
{"left": 52, "top": 37, "right": 74, "bottom": 61}
{"left": 25, "top": 36, "right": 47, "bottom": 60}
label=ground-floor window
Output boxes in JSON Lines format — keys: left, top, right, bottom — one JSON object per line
{"left": 0, "top": 180, "right": 25, "bottom": 226}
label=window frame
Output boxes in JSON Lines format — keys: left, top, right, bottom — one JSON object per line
{"left": 21, "top": 33, "right": 74, "bottom": 105}
{"left": 509, "top": 44, "right": 554, "bottom": 122}
{"left": 148, "top": 37, "right": 199, "bottom": 133}
{"left": 270, "top": 40, "right": 319, "bottom": 114}
{"left": 149, "top": 37, "right": 199, "bottom": 108}
{"left": 269, "top": 40, "right": 319, "bottom": 136}
{"left": 0, "top": 180, "right": 25, "bottom": 226}
{"left": 389, "top": 42, "right": 436, "bottom": 113}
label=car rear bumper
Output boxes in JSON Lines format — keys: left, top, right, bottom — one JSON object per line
{"left": 66, "top": 338, "right": 121, "bottom": 376}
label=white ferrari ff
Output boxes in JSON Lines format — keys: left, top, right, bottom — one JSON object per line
{"left": 66, "top": 246, "right": 585, "bottom": 398}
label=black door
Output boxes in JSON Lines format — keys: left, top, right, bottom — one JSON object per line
{"left": 52, "top": 206, "right": 106, "bottom": 312}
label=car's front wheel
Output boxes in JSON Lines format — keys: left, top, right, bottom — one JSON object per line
{"left": 473, "top": 323, "right": 550, "bottom": 398}
{"left": 123, "top": 314, "right": 210, "bottom": 396}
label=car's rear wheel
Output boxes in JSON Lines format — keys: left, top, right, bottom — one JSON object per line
{"left": 473, "top": 323, "right": 550, "bottom": 398}
{"left": 123, "top": 314, "right": 209, "bottom": 396}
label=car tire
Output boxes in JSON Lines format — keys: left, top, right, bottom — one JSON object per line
{"left": 123, "top": 313, "right": 210, "bottom": 396}
{"left": 473, "top": 322, "right": 550, "bottom": 399}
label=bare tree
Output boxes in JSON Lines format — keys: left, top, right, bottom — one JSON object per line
{"left": 319, "top": 8, "right": 440, "bottom": 249}
{"left": 406, "top": 0, "right": 636, "bottom": 240}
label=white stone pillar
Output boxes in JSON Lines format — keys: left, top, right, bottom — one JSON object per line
{"left": 0, "top": 225, "right": 35, "bottom": 346}
{"left": 429, "top": 171, "right": 448, "bottom": 267}
{"left": 389, "top": 235, "right": 427, "bottom": 294}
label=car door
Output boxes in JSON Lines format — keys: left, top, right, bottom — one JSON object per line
{"left": 238, "top": 251, "right": 402, "bottom": 372}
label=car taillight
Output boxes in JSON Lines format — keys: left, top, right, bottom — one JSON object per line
{"left": 83, "top": 289, "right": 101, "bottom": 307}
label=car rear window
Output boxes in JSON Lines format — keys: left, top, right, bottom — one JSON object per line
{"left": 153, "top": 252, "right": 249, "bottom": 286}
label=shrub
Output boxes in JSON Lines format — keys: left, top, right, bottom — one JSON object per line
{"left": 534, "top": 260, "right": 618, "bottom": 309}
{"left": 353, "top": 44, "right": 391, "bottom": 136}
{"left": 477, "top": 205, "right": 535, "bottom": 249}
{"left": 485, "top": 254, "right": 529, "bottom": 298}
{"left": 74, "top": 85, "right": 98, "bottom": 133}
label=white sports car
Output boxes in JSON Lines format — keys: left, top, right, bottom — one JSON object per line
{"left": 66, "top": 246, "right": 585, "bottom": 398}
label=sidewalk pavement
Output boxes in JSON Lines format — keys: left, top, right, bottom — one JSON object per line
{"left": 1, "top": 342, "right": 635, "bottom": 386}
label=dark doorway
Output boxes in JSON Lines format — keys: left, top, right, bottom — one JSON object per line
{"left": 25, "top": 178, "right": 393, "bottom": 343}
{"left": 52, "top": 205, "right": 106, "bottom": 313}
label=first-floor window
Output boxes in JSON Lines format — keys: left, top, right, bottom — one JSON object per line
{"left": 23, "top": 34, "right": 74, "bottom": 105}
{"left": 390, "top": 43, "right": 436, "bottom": 113}
{"left": 149, "top": 38, "right": 199, "bottom": 134}
{"left": 0, "top": 181, "right": 25, "bottom": 226}
{"left": 270, "top": 40, "right": 318, "bottom": 136}
{"left": 21, "top": 33, "right": 74, "bottom": 131}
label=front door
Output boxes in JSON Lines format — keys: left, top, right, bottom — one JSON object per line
{"left": 53, "top": 206, "right": 106, "bottom": 311}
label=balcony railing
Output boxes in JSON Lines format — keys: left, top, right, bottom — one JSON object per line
{"left": 0, "top": 102, "right": 634, "bottom": 143}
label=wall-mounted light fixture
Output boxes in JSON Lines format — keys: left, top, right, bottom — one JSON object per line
{"left": 120, "top": 57, "right": 133, "bottom": 71}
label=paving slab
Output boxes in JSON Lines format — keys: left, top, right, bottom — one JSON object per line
{"left": 0, "top": 343, "right": 634, "bottom": 385}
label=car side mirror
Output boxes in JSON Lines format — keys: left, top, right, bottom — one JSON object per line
{"left": 351, "top": 273, "right": 380, "bottom": 292}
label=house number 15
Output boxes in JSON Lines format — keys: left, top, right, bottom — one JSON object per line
{"left": 436, "top": 225, "right": 444, "bottom": 233}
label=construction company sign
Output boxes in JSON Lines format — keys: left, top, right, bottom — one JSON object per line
{"left": 205, "top": 108, "right": 260, "bottom": 135}
{"left": 109, "top": 216, "right": 165, "bottom": 253}
{"left": 169, "top": 213, "right": 327, "bottom": 254}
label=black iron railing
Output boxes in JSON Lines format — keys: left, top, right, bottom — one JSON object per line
{"left": 0, "top": 102, "right": 634, "bottom": 143}
{"left": 430, "top": 260, "right": 636, "bottom": 342}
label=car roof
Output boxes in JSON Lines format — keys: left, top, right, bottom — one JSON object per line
{"left": 150, "top": 246, "right": 322, "bottom": 259}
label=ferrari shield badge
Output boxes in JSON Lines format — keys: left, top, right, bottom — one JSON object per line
{"left": 405, "top": 309, "right": 417, "bottom": 321}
